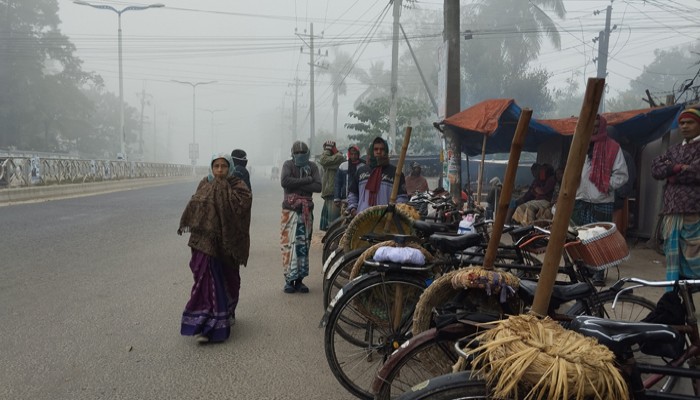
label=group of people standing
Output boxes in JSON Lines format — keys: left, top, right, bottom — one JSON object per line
{"left": 173, "top": 105, "right": 700, "bottom": 345}
{"left": 279, "top": 136, "right": 409, "bottom": 293}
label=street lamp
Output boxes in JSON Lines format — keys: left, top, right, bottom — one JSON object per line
{"left": 198, "top": 108, "right": 226, "bottom": 155}
{"left": 171, "top": 80, "right": 217, "bottom": 173}
{"left": 73, "top": 1, "right": 164, "bottom": 160}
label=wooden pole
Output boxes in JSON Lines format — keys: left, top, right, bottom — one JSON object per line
{"left": 384, "top": 126, "right": 412, "bottom": 232}
{"left": 476, "top": 135, "right": 487, "bottom": 204}
{"left": 530, "top": 78, "right": 605, "bottom": 317}
{"left": 482, "top": 109, "right": 532, "bottom": 270}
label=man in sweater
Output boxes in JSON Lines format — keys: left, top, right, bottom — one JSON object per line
{"left": 652, "top": 107, "right": 700, "bottom": 282}
{"left": 347, "top": 137, "right": 408, "bottom": 215}
{"left": 318, "top": 140, "right": 345, "bottom": 231}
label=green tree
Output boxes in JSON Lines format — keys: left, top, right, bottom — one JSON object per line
{"left": 0, "top": 0, "right": 94, "bottom": 151}
{"left": 345, "top": 96, "right": 438, "bottom": 155}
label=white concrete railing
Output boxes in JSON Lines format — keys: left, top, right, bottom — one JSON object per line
{"left": 0, "top": 157, "right": 204, "bottom": 188}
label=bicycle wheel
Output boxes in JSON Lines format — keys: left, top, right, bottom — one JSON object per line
{"left": 567, "top": 291, "right": 686, "bottom": 393}
{"left": 374, "top": 323, "right": 477, "bottom": 400}
{"left": 396, "top": 371, "right": 488, "bottom": 400}
{"left": 325, "top": 273, "right": 429, "bottom": 399}
{"left": 566, "top": 291, "right": 655, "bottom": 322}
{"left": 322, "top": 247, "right": 366, "bottom": 309}
{"left": 323, "top": 223, "right": 347, "bottom": 262}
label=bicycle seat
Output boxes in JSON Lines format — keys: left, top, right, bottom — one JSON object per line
{"left": 429, "top": 232, "right": 482, "bottom": 253}
{"left": 518, "top": 280, "right": 592, "bottom": 309}
{"left": 413, "top": 220, "right": 456, "bottom": 235}
{"left": 570, "top": 316, "right": 683, "bottom": 358}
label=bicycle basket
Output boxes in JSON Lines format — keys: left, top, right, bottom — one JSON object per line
{"left": 565, "top": 222, "right": 629, "bottom": 271}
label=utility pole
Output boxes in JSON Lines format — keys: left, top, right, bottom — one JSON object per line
{"left": 288, "top": 78, "right": 305, "bottom": 142}
{"left": 388, "top": 0, "right": 402, "bottom": 155}
{"left": 297, "top": 23, "right": 324, "bottom": 153}
{"left": 595, "top": 5, "right": 613, "bottom": 112}
{"left": 444, "top": 0, "right": 462, "bottom": 203}
{"left": 137, "top": 85, "right": 152, "bottom": 156}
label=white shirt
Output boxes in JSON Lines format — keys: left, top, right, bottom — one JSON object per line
{"left": 575, "top": 148, "right": 629, "bottom": 204}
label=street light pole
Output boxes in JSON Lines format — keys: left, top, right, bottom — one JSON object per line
{"left": 73, "top": 1, "right": 164, "bottom": 160}
{"left": 199, "top": 108, "right": 226, "bottom": 154}
{"left": 172, "top": 80, "right": 217, "bottom": 174}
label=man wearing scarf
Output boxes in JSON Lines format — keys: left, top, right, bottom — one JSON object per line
{"left": 572, "top": 115, "right": 628, "bottom": 286}
{"left": 347, "top": 136, "right": 408, "bottom": 215}
{"left": 652, "top": 107, "right": 700, "bottom": 284}
{"left": 334, "top": 145, "right": 365, "bottom": 212}
{"left": 280, "top": 141, "right": 322, "bottom": 294}
{"left": 178, "top": 153, "right": 252, "bottom": 344}
{"left": 319, "top": 140, "right": 345, "bottom": 231}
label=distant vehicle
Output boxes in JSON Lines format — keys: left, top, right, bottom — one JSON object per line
{"left": 116, "top": 153, "right": 127, "bottom": 161}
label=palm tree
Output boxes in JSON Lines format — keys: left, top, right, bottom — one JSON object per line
{"left": 318, "top": 50, "right": 352, "bottom": 137}
{"left": 471, "top": 0, "right": 566, "bottom": 67}
{"left": 352, "top": 61, "right": 392, "bottom": 108}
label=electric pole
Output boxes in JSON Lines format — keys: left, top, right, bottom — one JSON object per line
{"left": 444, "top": 0, "right": 462, "bottom": 203}
{"left": 137, "top": 85, "right": 152, "bottom": 157}
{"left": 297, "top": 23, "right": 324, "bottom": 153}
{"left": 595, "top": 5, "right": 613, "bottom": 112}
{"left": 388, "top": 0, "right": 402, "bottom": 155}
{"left": 288, "top": 78, "right": 305, "bottom": 143}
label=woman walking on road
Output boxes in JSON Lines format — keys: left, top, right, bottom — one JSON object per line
{"left": 178, "top": 153, "right": 252, "bottom": 344}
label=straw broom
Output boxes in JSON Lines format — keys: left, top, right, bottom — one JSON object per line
{"left": 464, "top": 79, "right": 629, "bottom": 400}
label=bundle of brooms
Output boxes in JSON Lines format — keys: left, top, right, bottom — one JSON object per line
{"left": 453, "top": 80, "right": 627, "bottom": 400}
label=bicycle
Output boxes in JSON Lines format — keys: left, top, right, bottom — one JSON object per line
{"left": 395, "top": 277, "right": 700, "bottom": 400}
{"left": 321, "top": 223, "right": 598, "bottom": 399}
{"left": 371, "top": 225, "right": 655, "bottom": 399}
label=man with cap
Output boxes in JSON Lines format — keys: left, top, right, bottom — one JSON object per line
{"left": 405, "top": 161, "right": 429, "bottom": 194}
{"left": 318, "top": 140, "right": 345, "bottom": 231}
{"left": 231, "top": 149, "right": 251, "bottom": 190}
{"left": 347, "top": 136, "right": 408, "bottom": 215}
{"left": 652, "top": 106, "right": 700, "bottom": 283}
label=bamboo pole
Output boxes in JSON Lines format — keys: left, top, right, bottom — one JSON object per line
{"left": 476, "top": 135, "right": 487, "bottom": 204}
{"left": 384, "top": 126, "right": 412, "bottom": 232}
{"left": 530, "top": 78, "right": 605, "bottom": 317}
{"left": 482, "top": 109, "right": 532, "bottom": 270}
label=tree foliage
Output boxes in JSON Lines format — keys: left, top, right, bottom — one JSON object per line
{"left": 345, "top": 96, "right": 438, "bottom": 155}
{"left": 0, "top": 0, "right": 138, "bottom": 158}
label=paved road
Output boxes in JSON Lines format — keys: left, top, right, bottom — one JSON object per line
{"left": 0, "top": 175, "right": 354, "bottom": 400}
{"left": 0, "top": 172, "right": 685, "bottom": 399}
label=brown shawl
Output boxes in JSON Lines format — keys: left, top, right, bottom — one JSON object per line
{"left": 178, "top": 176, "right": 252, "bottom": 266}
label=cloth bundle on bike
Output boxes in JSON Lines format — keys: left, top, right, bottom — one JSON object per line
{"left": 372, "top": 246, "right": 426, "bottom": 265}
{"left": 451, "top": 266, "right": 520, "bottom": 303}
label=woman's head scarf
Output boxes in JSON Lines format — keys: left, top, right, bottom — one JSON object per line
{"left": 207, "top": 152, "right": 234, "bottom": 182}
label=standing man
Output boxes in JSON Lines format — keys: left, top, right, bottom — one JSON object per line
{"left": 405, "top": 161, "right": 430, "bottom": 194}
{"left": 318, "top": 140, "right": 345, "bottom": 231}
{"left": 347, "top": 136, "right": 408, "bottom": 215}
{"left": 231, "top": 149, "right": 251, "bottom": 190}
{"left": 652, "top": 107, "right": 700, "bottom": 282}
{"left": 334, "top": 145, "right": 365, "bottom": 213}
{"left": 280, "top": 141, "right": 322, "bottom": 294}
{"left": 572, "top": 115, "right": 629, "bottom": 286}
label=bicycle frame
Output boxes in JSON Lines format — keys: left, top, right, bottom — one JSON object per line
{"left": 607, "top": 278, "right": 700, "bottom": 398}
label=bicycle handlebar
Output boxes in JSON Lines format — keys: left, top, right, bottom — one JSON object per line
{"left": 611, "top": 277, "right": 700, "bottom": 310}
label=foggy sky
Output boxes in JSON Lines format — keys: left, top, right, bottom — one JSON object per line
{"left": 56, "top": 0, "right": 700, "bottom": 166}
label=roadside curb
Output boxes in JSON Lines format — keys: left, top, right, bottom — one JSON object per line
{"left": 0, "top": 176, "right": 196, "bottom": 206}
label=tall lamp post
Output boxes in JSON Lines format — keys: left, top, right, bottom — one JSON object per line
{"left": 73, "top": 1, "right": 164, "bottom": 160}
{"left": 198, "top": 108, "right": 226, "bottom": 154}
{"left": 172, "top": 80, "right": 217, "bottom": 174}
